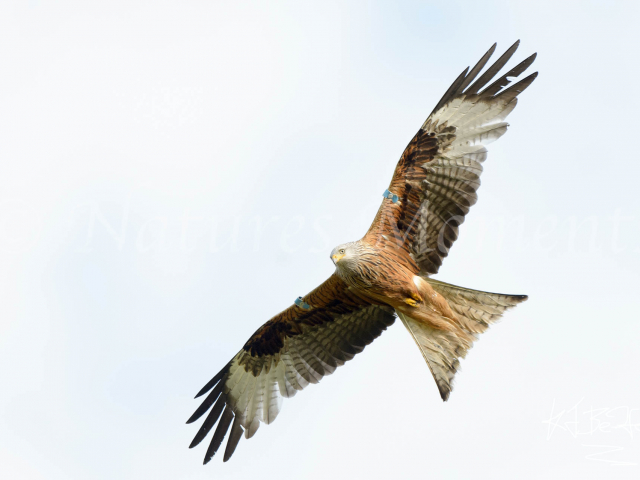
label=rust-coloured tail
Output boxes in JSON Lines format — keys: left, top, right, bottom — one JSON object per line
{"left": 397, "top": 278, "right": 527, "bottom": 401}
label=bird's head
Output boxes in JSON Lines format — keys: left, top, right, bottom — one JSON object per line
{"left": 330, "top": 242, "right": 357, "bottom": 267}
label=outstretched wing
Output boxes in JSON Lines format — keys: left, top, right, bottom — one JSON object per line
{"left": 187, "top": 274, "right": 395, "bottom": 463}
{"left": 363, "top": 40, "right": 537, "bottom": 275}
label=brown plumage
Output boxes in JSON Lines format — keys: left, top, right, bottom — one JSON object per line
{"left": 187, "top": 41, "right": 535, "bottom": 464}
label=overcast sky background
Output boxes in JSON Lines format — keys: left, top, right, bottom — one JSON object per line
{"left": 1, "top": 1, "right": 639, "bottom": 479}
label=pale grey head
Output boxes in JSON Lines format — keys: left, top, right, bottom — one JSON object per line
{"left": 330, "top": 241, "right": 360, "bottom": 268}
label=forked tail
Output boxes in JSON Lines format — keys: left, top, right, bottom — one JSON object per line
{"left": 397, "top": 279, "right": 527, "bottom": 401}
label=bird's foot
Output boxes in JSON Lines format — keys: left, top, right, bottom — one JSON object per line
{"left": 404, "top": 297, "right": 419, "bottom": 307}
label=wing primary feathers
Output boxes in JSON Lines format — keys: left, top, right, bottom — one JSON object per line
{"left": 189, "top": 394, "right": 226, "bottom": 449}
{"left": 186, "top": 381, "right": 223, "bottom": 424}
{"left": 495, "top": 72, "right": 538, "bottom": 100}
{"left": 194, "top": 361, "right": 231, "bottom": 398}
{"left": 457, "top": 43, "right": 497, "bottom": 93}
{"left": 479, "top": 53, "right": 537, "bottom": 98}
{"left": 430, "top": 67, "right": 469, "bottom": 116}
{"left": 465, "top": 40, "right": 520, "bottom": 95}
{"left": 223, "top": 415, "right": 244, "bottom": 462}
{"left": 203, "top": 406, "right": 234, "bottom": 464}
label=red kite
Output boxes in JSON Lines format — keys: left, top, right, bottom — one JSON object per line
{"left": 188, "top": 41, "right": 535, "bottom": 463}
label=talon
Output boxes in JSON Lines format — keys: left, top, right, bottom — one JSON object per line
{"left": 404, "top": 298, "right": 418, "bottom": 307}
{"left": 411, "top": 292, "right": 423, "bottom": 302}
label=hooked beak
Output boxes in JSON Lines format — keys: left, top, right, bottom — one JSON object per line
{"left": 332, "top": 253, "right": 345, "bottom": 265}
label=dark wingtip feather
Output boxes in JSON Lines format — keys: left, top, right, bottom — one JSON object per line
{"left": 479, "top": 52, "right": 538, "bottom": 98}
{"left": 203, "top": 406, "right": 234, "bottom": 464}
{"left": 430, "top": 66, "right": 470, "bottom": 116}
{"left": 189, "top": 395, "right": 226, "bottom": 449}
{"left": 458, "top": 43, "right": 497, "bottom": 93}
{"left": 194, "top": 361, "right": 231, "bottom": 398}
{"left": 495, "top": 71, "right": 538, "bottom": 100}
{"left": 429, "top": 40, "right": 534, "bottom": 120}
{"left": 465, "top": 40, "right": 521, "bottom": 95}
{"left": 438, "top": 384, "right": 451, "bottom": 402}
{"left": 223, "top": 417, "right": 244, "bottom": 462}
{"left": 187, "top": 382, "right": 223, "bottom": 424}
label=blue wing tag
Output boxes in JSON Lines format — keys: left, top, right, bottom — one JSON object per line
{"left": 382, "top": 189, "right": 399, "bottom": 203}
{"left": 294, "top": 297, "right": 311, "bottom": 310}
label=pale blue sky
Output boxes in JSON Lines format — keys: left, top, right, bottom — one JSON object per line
{"left": 1, "top": 1, "right": 639, "bottom": 479}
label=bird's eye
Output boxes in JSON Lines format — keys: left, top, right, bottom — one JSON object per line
{"left": 339, "top": 249, "right": 345, "bottom": 254}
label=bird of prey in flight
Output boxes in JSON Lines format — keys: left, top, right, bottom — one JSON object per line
{"left": 187, "top": 40, "right": 536, "bottom": 464}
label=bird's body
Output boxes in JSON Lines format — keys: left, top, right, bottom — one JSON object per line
{"left": 332, "top": 240, "right": 453, "bottom": 324}
{"left": 332, "top": 240, "right": 471, "bottom": 341}
{"left": 332, "top": 241, "right": 418, "bottom": 301}
{"left": 187, "top": 41, "right": 537, "bottom": 464}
